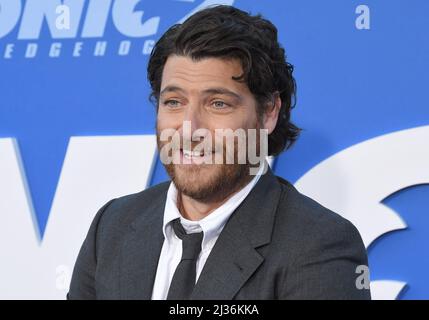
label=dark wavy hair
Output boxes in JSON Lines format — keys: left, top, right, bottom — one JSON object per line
{"left": 147, "top": 5, "right": 301, "bottom": 156}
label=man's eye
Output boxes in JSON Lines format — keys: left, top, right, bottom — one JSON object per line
{"left": 164, "top": 100, "right": 180, "bottom": 108}
{"left": 212, "top": 101, "right": 229, "bottom": 109}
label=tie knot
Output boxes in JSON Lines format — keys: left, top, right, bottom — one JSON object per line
{"left": 171, "top": 218, "right": 203, "bottom": 261}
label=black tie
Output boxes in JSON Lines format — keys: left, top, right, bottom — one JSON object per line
{"left": 167, "top": 218, "right": 204, "bottom": 300}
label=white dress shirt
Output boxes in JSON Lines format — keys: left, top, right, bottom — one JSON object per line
{"left": 151, "top": 163, "right": 266, "bottom": 300}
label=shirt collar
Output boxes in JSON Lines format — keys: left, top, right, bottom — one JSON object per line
{"left": 162, "top": 161, "right": 267, "bottom": 248}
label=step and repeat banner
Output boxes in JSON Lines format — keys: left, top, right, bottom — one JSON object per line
{"left": 0, "top": 0, "right": 428, "bottom": 299}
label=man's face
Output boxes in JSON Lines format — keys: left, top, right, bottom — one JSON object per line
{"left": 156, "top": 55, "right": 261, "bottom": 202}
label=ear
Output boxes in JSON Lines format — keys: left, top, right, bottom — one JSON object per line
{"left": 263, "top": 91, "right": 281, "bottom": 134}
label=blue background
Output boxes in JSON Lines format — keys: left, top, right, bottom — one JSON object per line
{"left": 1, "top": 0, "right": 428, "bottom": 299}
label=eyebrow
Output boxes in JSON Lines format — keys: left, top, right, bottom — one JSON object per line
{"left": 160, "top": 85, "right": 243, "bottom": 102}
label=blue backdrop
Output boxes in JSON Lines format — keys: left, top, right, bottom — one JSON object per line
{"left": 1, "top": 0, "right": 428, "bottom": 299}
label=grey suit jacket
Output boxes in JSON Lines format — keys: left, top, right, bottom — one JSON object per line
{"left": 68, "top": 168, "right": 371, "bottom": 300}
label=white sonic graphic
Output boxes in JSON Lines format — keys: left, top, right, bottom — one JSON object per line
{"left": 295, "top": 125, "right": 429, "bottom": 300}
{"left": 0, "top": 135, "right": 158, "bottom": 299}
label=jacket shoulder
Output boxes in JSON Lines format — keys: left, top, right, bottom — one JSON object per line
{"left": 275, "top": 176, "right": 361, "bottom": 238}
{"left": 97, "top": 180, "right": 170, "bottom": 232}
{"left": 273, "top": 177, "right": 370, "bottom": 299}
{"left": 68, "top": 181, "right": 170, "bottom": 299}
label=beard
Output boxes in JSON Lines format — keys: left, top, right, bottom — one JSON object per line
{"left": 166, "top": 160, "right": 250, "bottom": 203}
{"left": 156, "top": 125, "right": 261, "bottom": 203}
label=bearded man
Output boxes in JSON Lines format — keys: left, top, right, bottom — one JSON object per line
{"left": 68, "top": 5, "right": 371, "bottom": 300}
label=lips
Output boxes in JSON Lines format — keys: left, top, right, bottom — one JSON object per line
{"left": 182, "top": 149, "right": 205, "bottom": 158}
{"left": 179, "top": 148, "right": 214, "bottom": 164}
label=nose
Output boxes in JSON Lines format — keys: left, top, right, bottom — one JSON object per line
{"left": 179, "top": 104, "right": 208, "bottom": 143}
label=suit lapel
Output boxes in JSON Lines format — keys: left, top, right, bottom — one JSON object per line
{"left": 190, "top": 225, "right": 264, "bottom": 299}
{"left": 191, "top": 168, "right": 282, "bottom": 299}
{"left": 120, "top": 190, "right": 166, "bottom": 299}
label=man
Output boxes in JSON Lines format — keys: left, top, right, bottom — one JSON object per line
{"left": 68, "top": 5, "right": 371, "bottom": 300}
